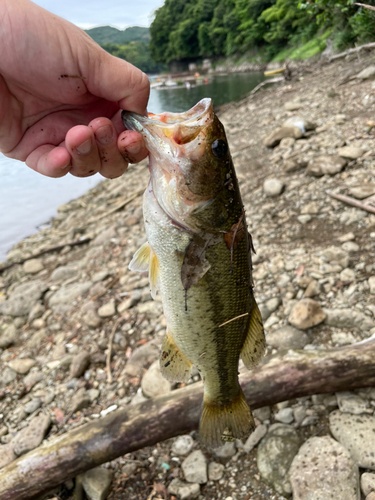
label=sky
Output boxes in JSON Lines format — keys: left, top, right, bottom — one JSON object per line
{"left": 33, "top": 0, "right": 164, "bottom": 30}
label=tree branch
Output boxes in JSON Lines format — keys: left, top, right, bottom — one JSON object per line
{"left": 1, "top": 338, "right": 375, "bottom": 500}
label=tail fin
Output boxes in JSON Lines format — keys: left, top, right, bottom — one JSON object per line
{"left": 199, "top": 388, "right": 255, "bottom": 448}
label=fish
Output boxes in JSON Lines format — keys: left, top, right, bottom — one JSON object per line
{"left": 122, "top": 98, "right": 265, "bottom": 448}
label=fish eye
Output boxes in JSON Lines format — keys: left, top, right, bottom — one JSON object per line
{"left": 211, "top": 139, "right": 228, "bottom": 159}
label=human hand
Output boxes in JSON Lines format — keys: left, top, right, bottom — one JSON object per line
{"left": 0, "top": 0, "right": 149, "bottom": 179}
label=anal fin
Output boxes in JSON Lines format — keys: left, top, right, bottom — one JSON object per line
{"left": 199, "top": 388, "right": 255, "bottom": 449}
{"left": 241, "top": 299, "right": 266, "bottom": 369}
{"left": 160, "top": 331, "right": 192, "bottom": 383}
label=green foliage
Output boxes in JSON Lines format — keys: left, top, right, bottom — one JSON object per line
{"left": 85, "top": 26, "right": 150, "bottom": 45}
{"left": 101, "top": 41, "right": 166, "bottom": 74}
{"left": 149, "top": 0, "right": 375, "bottom": 64}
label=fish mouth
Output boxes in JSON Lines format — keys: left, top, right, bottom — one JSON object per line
{"left": 121, "top": 98, "right": 213, "bottom": 162}
{"left": 122, "top": 99, "right": 215, "bottom": 228}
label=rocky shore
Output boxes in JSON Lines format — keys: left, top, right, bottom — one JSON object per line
{"left": 1, "top": 52, "right": 375, "bottom": 500}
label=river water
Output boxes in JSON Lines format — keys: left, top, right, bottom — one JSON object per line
{"left": 0, "top": 72, "right": 264, "bottom": 261}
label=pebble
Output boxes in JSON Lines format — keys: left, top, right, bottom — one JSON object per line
{"left": 297, "top": 214, "right": 312, "bottom": 224}
{"left": 70, "top": 388, "right": 91, "bottom": 414}
{"left": 336, "top": 391, "right": 371, "bottom": 415}
{"left": 263, "top": 126, "right": 303, "bottom": 147}
{"left": 69, "top": 350, "right": 91, "bottom": 379}
{"left": 141, "top": 360, "right": 172, "bottom": 398}
{"left": 0, "top": 324, "right": 17, "bottom": 348}
{"left": 97, "top": 300, "right": 116, "bottom": 318}
{"left": 23, "top": 259, "right": 43, "bottom": 274}
{"left": 168, "top": 478, "right": 200, "bottom": 499}
{"left": 253, "top": 406, "right": 271, "bottom": 422}
{"left": 337, "top": 146, "right": 364, "bottom": 160}
{"left": 257, "top": 424, "right": 300, "bottom": 496}
{"left": 266, "top": 325, "right": 309, "bottom": 350}
{"left": 340, "top": 268, "right": 356, "bottom": 282}
{"left": 263, "top": 178, "right": 285, "bottom": 197}
{"left": 0, "top": 443, "right": 16, "bottom": 469}
{"left": 208, "top": 462, "right": 225, "bottom": 481}
{"left": 288, "top": 299, "right": 326, "bottom": 330}
{"left": 349, "top": 184, "right": 375, "bottom": 199}
{"left": 241, "top": 424, "right": 267, "bottom": 452}
{"left": 49, "top": 282, "right": 92, "bottom": 307}
{"left": 356, "top": 65, "right": 375, "bottom": 79}
{"left": 82, "top": 467, "right": 113, "bottom": 500}
{"left": 304, "top": 279, "right": 320, "bottom": 297}
{"left": 172, "top": 435, "right": 195, "bottom": 456}
{"left": 306, "top": 155, "right": 346, "bottom": 176}
{"left": 275, "top": 408, "right": 294, "bottom": 424}
{"left": 50, "top": 265, "right": 78, "bottom": 283}
{"left": 1, "top": 280, "right": 48, "bottom": 317}
{"left": 362, "top": 472, "right": 375, "bottom": 496}
{"left": 182, "top": 450, "right": 208, "bottom": 484}
{"left": 369, "top": 276, "right": 375, "bottom": 294}
{"left": 330, "top": 411, "right": 375, "bottom": 469}
{"left": 24, "top": 397, "right": 42, "bottom": 414}
{"left": 289, "top": 436, "right": 359, "bottom": 500}
{"left": 83, "top": 310, "right": 103, "bottom": 328}
{"left": 1, "top": 367, "right": 17, "bottom": 386}
{"left": 125, "top": 340, "right": 160, "bottom": 377}
{"left": 324, "top": 308, "right": 374, "bottom": 331}
{"left": 13, "top": 413, "right": 51, "bottom": 456}
{"left": 8, "top": 358, "right": 36, "bottom": 375}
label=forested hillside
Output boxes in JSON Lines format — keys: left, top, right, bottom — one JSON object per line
{"left": 85, "top": 26, "right": 150, "bottom": 45}
{"left": 150, "top": 0, "right": 375, "bottom": 63}
{"left": 85, "top": 26, "right": 165, "bottom": 73}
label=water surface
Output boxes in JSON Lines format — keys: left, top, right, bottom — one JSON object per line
{"left": 0, "top": 72, "right": 264, "bottom": 261}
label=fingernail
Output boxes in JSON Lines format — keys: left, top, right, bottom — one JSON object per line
{"left": 126, "top": 141, "right": 141, "bottom": 155}
{"left": 76, "top": 138, "right": 92, "bottom": 155}
{"left": 96, "top": 125, "right": 114, "bottom": 145}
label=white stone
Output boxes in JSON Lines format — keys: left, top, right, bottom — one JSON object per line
{"left": 263, "top": 178, "right": 285, "bottom": 197}
{"left": 141, "top": 360, "right": 172, "bottom": 398}
{"left": 182, "top": 450, "right": 208, "bottom": 484}
{"left": 172, "top": 435, "right": 195, "bottom": 456}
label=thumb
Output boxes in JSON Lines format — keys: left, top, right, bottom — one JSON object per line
{"left": 86, "top": 45, "right": 150, "bottom": 115}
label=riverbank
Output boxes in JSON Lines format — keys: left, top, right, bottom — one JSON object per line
{"left": 1, "top": 52, "right": 375, "bottom": 499}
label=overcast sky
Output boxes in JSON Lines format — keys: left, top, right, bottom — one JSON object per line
{"left": 33, "top": 0, "right": 164, "bottom": 30}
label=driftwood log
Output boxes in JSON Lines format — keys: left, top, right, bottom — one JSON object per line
{"left": 329, "top": 41, "right": 375, "bottom": 62}
{"left": 1, "top": 338, "right": 375, "bottom": 500}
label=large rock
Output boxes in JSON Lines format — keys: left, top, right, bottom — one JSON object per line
{"left": 49, "top": 282, "right": 92, "bottom": 307}
{"left": 82, "top": 467, "right": 113, "bottom": 500}
{"left": 289, "top": 436, "right": 359, "bottom": 500}
{"left": 1, "top": 280, "right": 48, "bottom": 317}
{"left": 266, "top": 325, "right": 309, "bottom": 350}
{"left": 257, "top": 424, "right": 301, "bottom": 496}
{"left": 306, "top": 155, "right": 347, "bottom": 177}
{"left": 330, "top": 411, "right": 375, "bottom": 469}
{"left": 264, "top": 126, "right": 303, "bottom": 148}
{"left": 324, "top": 308, "right": 374, "bottom": 331}
{"left": 141, "top": 360, "right": 172, "bottom": 398}
{"left": 182, "top": 450, "right": 207, "bottom": 484}
{"left": 356, "top": 65, "right": 375, "bottom": 80}
{"left": 288, "top": 299, "right": 326, "bottom": 330}
{"left": 13, "top": 413, "right": 51, "bottom": 456}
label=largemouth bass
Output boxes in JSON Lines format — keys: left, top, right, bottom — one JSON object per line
{"left": 122, "top": 99, "right": 265, "bottom": 448}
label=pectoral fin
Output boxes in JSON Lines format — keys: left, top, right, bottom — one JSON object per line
{"left": 160, "top": 331, "right": 192, "bottom": 383}
{"left": 129, "top": 242, "right": 160, "bottom": 299}
{"left": 129, "top": 242, "right": 151, "bottom": 272}
{"left": 241, "top": 300, "right": 266, "bottom": 369}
